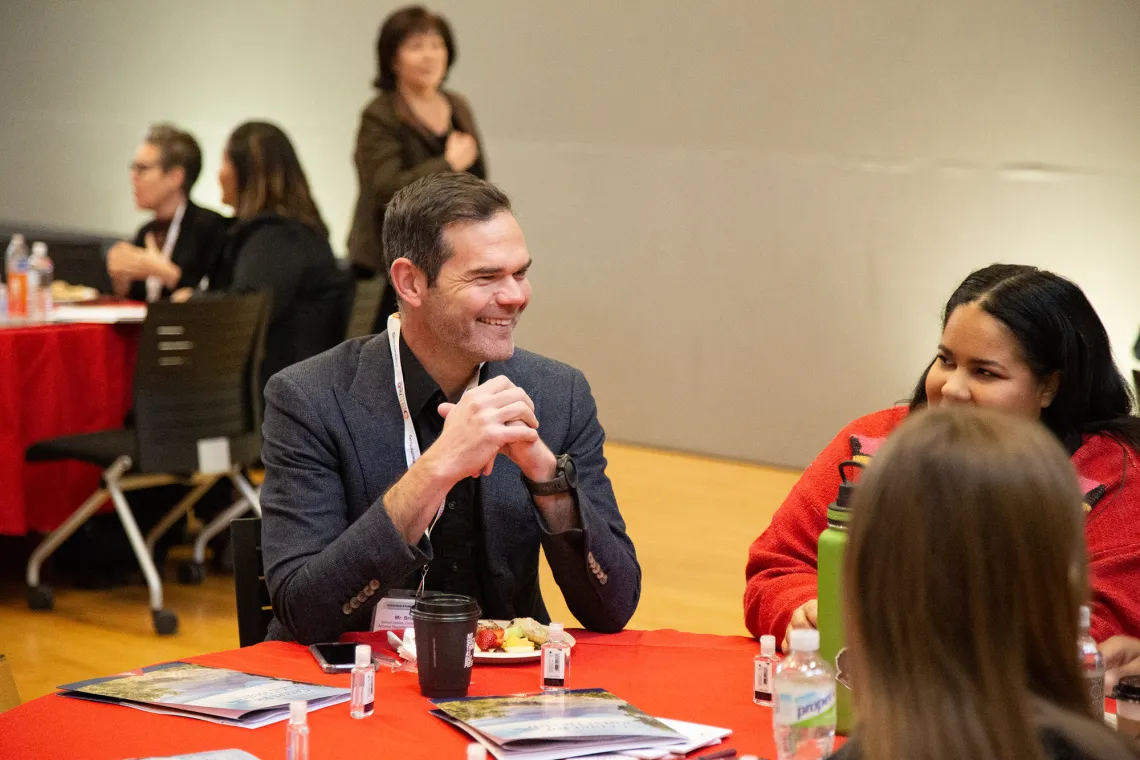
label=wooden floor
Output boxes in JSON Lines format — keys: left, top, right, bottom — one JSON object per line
{"left": 0, "top": 442, "right": 800, "bottom": 702}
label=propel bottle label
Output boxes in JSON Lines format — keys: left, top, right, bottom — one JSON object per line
{"left": 774, "top": 686, "right": 836, "bottom": 727}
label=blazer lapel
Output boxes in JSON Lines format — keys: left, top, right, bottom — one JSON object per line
{"left": 343, "top": 336, "right": 408, "bottom": 506}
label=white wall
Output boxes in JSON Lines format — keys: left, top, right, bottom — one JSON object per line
{"left": 2, "top": 0, "right": 1139, "bottom": 467}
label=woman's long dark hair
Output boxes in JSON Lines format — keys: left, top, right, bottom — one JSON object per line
{"left": 226, "top": 121, "right": 328, "bottom": 238}
{"left": 910, "top": 264, "right": 1140, "bottom": 453}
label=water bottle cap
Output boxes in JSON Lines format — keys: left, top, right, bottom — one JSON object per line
{"left": 10, "top": 234, "right": 24, "bottom": 244}
{"left": 467, "top": 743, "right": 489, "bottom": 760}
{"left": 1079, "top": 605, "right": 1090, "bottom": 628}
{"left": 355, "top": 644, "right": 372, "bottom": 668}
{"left": 31, "top": 242, "right": 47, "bottom": 257}
{"left": 759, "top": 634, "right": 776, "bottom": 656}
{"left": 789, "top": 628, "right": 820, "bottom": 652}
{"left": 833, "top": 460, "right": 864, "bottom": 509}
{"left": 289, "top": 700, "right": 307, "bottom": 724}
{"left": 549, "top": 622, "right": 564, "bottom": 642}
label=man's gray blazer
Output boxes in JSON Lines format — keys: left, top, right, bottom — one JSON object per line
{"left": 259, "top": 335, "right": 641, "bottom": 643}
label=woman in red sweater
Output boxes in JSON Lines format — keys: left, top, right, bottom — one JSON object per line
{"left": 744, "top": 264, "right": 1140, "bottom": 648}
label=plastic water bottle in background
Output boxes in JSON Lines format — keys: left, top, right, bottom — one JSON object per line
{"left": 28, "top": 242, "right": 53, "bottom": 318}
{"left": 1079, "top": 605, "right": 1105, "bottom": 719}
{"left": 0, "top": 284, "right": 7, "bottom": 323}
{"left": 5, "top": 234, "right": 29, "bottom": 319}
{"left": 773, "top": 628, "right": 836, "bottom": 760}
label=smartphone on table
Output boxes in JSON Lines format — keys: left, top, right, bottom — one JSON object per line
{"left": 309, "top": 642, "right": 397, "bottom": 673}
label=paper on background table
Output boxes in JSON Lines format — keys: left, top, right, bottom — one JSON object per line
{"left": 49, "top": 304, "right": 147, "bottom": 323}
{"left": 131, "top": 752, "right": 262, "bottom": 760}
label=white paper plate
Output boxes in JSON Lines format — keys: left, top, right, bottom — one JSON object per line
{"left": 473, "top": 620, "right": 576, "bottom": 664}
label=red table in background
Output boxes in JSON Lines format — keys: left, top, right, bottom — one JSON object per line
{"left": 0, "top": 629, "right": 783, "bottom": 760}
{"left": 0, "top": 321, "right": 140, "bottom": 536}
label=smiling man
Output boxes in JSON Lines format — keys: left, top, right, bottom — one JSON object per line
{"left": 260, "top": 173, "right": 640, "bottom": 644}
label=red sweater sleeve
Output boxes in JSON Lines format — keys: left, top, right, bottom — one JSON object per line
{"left": 743, "top": 407, "right": 907, "bottom": 640}
{"left": 1074, "top": 433, "right": 1140, "bottom": 642}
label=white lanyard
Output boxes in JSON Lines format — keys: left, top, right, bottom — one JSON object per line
{"left": 386, "top": 313, "right": 482, "bottom": 593}
{"left": 145, "top": 201, "right": 186, "bottom": 302}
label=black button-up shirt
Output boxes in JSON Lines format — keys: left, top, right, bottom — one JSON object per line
{"left": 398, "top": 337, "right": 487, "bottom": 605}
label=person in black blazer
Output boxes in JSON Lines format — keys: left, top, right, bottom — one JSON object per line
{"left": 260, "top": 174, "right": 640, "bottom": 644}
{"left": 107, "top": 124, "right": 228, "bottom": 300}
{"left": 191, "top": 121, "right": 347, "bottom": 396}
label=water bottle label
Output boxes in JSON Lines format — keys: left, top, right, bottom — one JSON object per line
{"left": 544, "top": 648, "right": 565, "bottom": 679}
{"left": 754, "top": 660, "right": 773, "bottom": 694}
{"left": 774, "top": 686, "right": 836, "bottom": 727}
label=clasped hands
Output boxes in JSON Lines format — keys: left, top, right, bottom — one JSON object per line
{"left": 432, "top": 375, "right": 557, "bottom": 486}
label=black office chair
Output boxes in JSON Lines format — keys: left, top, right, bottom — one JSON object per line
{"left": 24, "top": 294, "right": 268, "bottom": 635}
{"left": 345, "top": 276, "right": 385, "bottom": 339}
{"left": 231, "top": 516, "right": 273, "bottom": 646}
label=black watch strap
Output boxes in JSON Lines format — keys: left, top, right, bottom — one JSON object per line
{"left": 523, "top": 453, "right": 577, "bottom": 497}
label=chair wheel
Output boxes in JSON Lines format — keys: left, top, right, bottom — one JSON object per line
{"left": 153, "top": 609, "right": 179, "bottom": 635}
{"left": 27, "top": 585, "right": 54, "bottom": 611}
{"left": 178, "top": 561, "right": 206, "bottom": 585}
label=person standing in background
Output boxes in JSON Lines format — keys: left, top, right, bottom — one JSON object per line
{"left": 107, "top": 124, "right": 229, "bottom": 301}
{"left": 347, "top": 5, "right": 487, "bottom": 329}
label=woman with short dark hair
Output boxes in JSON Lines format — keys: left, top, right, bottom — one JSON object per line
{"left": 346, "top": 5, "right": 487, "bottom": 325}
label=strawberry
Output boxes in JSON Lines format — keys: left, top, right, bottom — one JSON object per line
{"left": 476, "top": 628, "right": 499, "bottom": 651}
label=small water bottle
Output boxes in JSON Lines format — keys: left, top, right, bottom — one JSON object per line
{"left": 773, "top": 628, "right": 836, "bottom": 760}
{"left": 5, "top": 234, "right": 29, "bottom": 319}
{"left": 28, "top": 242, "right": 53, "bottom": 317}
{"left": 350, "top": 644, "right": 375, "bottom": 718}
{"left": 286, "top": 700, "right": 309, "bottom": 760}
{"left": 754, "top": 634, "right": 779, "bottom": 706}
{"left": 541, "top": 622, "right": 571, "bottom": 691}
{"left": 1078, "top": 605, "right": 1104, "bottom": 719}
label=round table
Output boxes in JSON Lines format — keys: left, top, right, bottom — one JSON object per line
{"left": 0, "top": 629, "right": 781, "bottom": 760}
{"left": 0, "top": 321, "right": 140, "bottom": 536}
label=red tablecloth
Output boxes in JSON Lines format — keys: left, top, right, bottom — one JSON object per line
{"left": 0, "top": 630, "right": 784, "bottom": 760}
{"left": 0, "top": 322, "right": 139, "bottom": 535}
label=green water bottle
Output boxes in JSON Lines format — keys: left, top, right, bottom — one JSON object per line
{"left": 817, "top": 460, "right": 861, "bottom": 735}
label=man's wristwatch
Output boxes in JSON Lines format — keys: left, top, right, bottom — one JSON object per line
{"left": 523, "top": 453, "right": 577, "bottom": 497}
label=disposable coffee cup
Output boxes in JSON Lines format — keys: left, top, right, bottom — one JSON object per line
{"left": 411, "top": 594, "right": 481, "bottom": 698}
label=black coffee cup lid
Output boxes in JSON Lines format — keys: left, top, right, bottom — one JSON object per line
{"left": 412, "top": 593, "right": 480, "bottom": 618}
{"left": 1116, "top": 675, "right": 1140, "bottom": 701}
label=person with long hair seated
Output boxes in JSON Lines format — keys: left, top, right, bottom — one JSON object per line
{"left": 191, "top": 121, "right": 347, "bottom": 395}
{"left": 745, "top": 264, "right": 1140, "bottom": 650}
{"left": 831, "top": 406, "right": 1139, "bottom": 760}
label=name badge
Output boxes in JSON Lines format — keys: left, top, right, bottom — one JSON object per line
{"left": 371, "top": 590, "right": 418, "bottom": 632}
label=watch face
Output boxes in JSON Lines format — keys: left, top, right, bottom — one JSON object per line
{"left": 560, "top": 454, "right": 577, "bottom": 488}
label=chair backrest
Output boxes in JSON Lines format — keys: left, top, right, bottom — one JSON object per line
{"left": 345, "top": 276, "right": 385, "bottom": 340}
{"left": 231, "top": 517, "right": 273, "bottom": 647}
{"left": 133, "top": 294, "right": 268, "bottom": 474}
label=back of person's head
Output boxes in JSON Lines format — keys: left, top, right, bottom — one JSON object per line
{"left": 382, "top": 172, "right": 511, "bottom": 286}
{"left": 845, "top": 406, "right": 1136, "bottom": 760}
{"left": 911, "top": 263, "right": 1140, "bottom": 452}
{"left": 144, "top": 123, "right": 202, "bottom": 193}
{"left": 374, "top": 5, "right": 455, "bottom": 90}
{"left": 224, "top": 121, "right": 327, "bottom": 238}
